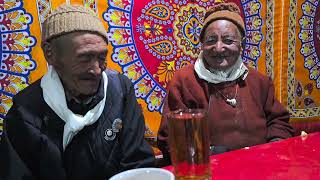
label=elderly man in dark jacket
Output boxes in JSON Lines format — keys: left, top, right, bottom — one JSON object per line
{"left": 0, "top": 4, "right": 154, "bottom": 180}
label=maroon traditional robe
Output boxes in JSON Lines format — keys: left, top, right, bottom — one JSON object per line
{"left": 157, "top": 64, "right": 294, "bottom": 163}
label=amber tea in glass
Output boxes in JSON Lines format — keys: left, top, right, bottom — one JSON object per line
{"left": 166, "top": 109, "right": 211, "bottom": 180}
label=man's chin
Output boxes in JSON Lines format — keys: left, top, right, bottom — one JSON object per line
{"left": 82, "top": 90, "right": 98, "bottom": 96}
{"left": 210, "top": 63, "right": 229, "bottom": 71}
{"left": 75, "top": 91, "right": 97, "bottom": 100}
{"left": 76, "top": 87, "right": 99, "bottom": 96}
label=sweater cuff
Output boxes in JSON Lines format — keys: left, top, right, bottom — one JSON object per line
{"left": 268, "top": 137, "right": 284, "bottom": 142}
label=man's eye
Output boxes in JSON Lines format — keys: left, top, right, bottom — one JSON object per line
{"left": 204, "top": 38, "right": 217, "bottom": 45}
{"left": 223, "top": 39, "right": 234, "bottom": 45}
{"left": 79, "top": 54, "right": 93, "bottom": 62}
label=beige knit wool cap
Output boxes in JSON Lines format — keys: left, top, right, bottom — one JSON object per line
{"left": 200, "top": 3, "right": 245, "bottom": 42}
{"left": 41, "top": 4, "right": 108, "bottom": 44}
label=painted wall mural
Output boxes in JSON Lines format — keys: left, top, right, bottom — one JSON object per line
{"left": 104, "top": 0, "right": 263, "bottom": 114}
{"left": 0, "top": 0, "right": 319, "bottom": 145}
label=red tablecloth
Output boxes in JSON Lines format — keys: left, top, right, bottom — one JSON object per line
{"left": 164, "top": 132, "right": 320, "bottom": 179}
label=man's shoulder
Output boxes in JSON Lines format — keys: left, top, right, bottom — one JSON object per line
{"left": 105, "top": 68, "right": 119, "bottom": 76}
{"left": 105, "top": 69, "right": 133, "bottom": 96}
{"left": 176, "top": 64, "right": 195, "bottom": 75}
{"left": 170, "top": 64, "right": 195, "bottom": 81}
{"left": 170, "top": 64, "right": 197, "bottom": 84}
{"left": 8, "top": 79, "right": 47, "bottom": 121}
{"left": 245, "top": 66, "right": 274, "bottom": 91}
{"left": 13, "top": 79, "right": 43, "bottom": 103}
{"left": 106, "top": 69, "right": 131, "bottom": 84}
{"left": 246, "top": 66, "right": 271, "bottom": 83}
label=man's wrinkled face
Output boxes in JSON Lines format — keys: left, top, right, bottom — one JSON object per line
{"left": 202, "top": 20, "right": 243, "bottom": 71}
{"left": 49, "top": 32, "right": 108, "bottom": 99}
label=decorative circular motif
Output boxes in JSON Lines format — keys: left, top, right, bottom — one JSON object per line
{"left": 173, "top": 5, "right": 205, "bottom": 58}
{"left": 104, "top": 0, "right": 263, "bottom": 112}
{"left": 298, "top": 0, "right": 320, "bottom": 89}
{"left": 0, "top": 1, "right": 37, "bottom": 129}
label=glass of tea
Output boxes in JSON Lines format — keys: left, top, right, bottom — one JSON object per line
{"left": 166, "top": 109, "right": 211, "bottom": 180}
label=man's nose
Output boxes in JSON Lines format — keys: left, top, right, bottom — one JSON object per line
{"left": 214, "top": 41, "right": 225, "bottom": 52}
{"left": 88, "top": 60, "right": 102, "bottom": 75}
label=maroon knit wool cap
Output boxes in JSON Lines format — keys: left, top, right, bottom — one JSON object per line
{"left": 200, "top": 2, "right": 245, "bottom": 42}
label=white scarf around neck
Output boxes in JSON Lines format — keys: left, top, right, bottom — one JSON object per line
{"left": 194, "top": 51, "right": 248, "bottom": 84}
{"left": 41, "top": 66, "right": 108, "bottom": 150}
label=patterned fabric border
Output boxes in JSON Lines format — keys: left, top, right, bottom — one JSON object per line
{"left": 84, "top": 0, "right": 98, "bottom": 13}
{"left": 36, "top": 0, "right": 51, "bottom": 29}
{"left": 287, "top": 0, "right": 320, "bottom": 118}
{"left": 0, "top": 0, "right": 37, "bottom": 135}
{"left": 265, "top": 0, "right": 275, "bottom": 79}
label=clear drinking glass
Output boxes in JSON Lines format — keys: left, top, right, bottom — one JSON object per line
{"left": 166, "top": 109, "right": 211, "bottom": 180}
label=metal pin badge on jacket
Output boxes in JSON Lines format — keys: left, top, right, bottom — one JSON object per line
{"left": 104, "top": 118, "right": 123, "bottom": 141}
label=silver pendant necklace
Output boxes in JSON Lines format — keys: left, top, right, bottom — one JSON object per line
{"left": 213, "top": 84, "right": 238, "bottom": 107}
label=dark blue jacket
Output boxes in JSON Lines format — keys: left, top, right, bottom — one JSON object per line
{"left": 0, "top": 70, "right": 155, "bottom": 180}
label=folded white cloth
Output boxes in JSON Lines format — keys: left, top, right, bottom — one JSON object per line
{"left": 41, "top": 65, "right": 108, "bottom": 150}
{"left": 194, "top": 51, "right": 248, "bottom": 84}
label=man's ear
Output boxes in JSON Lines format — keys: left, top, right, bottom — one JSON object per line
{"left": 241, "top": 37, "right": 246, "bottom": 49}
{"left": 200, "top": 41, "right": 204, "bottom": 50}
{"left": 42, "top": 42, "right": 55, "bottom": 65}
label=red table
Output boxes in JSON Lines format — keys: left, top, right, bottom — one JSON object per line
{"left": 164, "top": 132, "right": 320, "bottom": 179}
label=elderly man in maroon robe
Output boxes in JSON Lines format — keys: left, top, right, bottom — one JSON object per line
{"left": 157, "top": 2, "right": 294, "bottom": 165}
